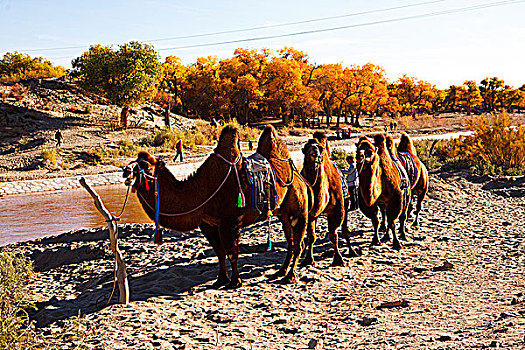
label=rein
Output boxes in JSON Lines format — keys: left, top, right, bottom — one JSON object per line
{"left": 269, "top": 156, "right": 296, "bottom": 186}
{"left": 135, "top": 153, "right": 243, "bottom": 218}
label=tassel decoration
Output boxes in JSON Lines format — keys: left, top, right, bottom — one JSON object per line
{"left": 237, "top": 192, "right": 245, "bottom": 208}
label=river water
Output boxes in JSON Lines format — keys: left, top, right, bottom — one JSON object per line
{"left": 0, "top": 184, "right": 151, "bottom": 246}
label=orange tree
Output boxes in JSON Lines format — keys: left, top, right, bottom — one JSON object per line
{"left": 310, "top": 63, "right": 342, "bottom": 126}
{"left": 218, "top": 48, "right": 268, "bottom": 124}
{"left": 71, "top": 41, "right": 161, "bottom": 128}
{"left": 160, "top": 55, "right": 187, "bottom": 116}
{"left": 344, "top": 63, "right": 389, "bottom": 126}
{"left": 392, "top": 75, "right": 435, "bottom": 116}
{"left": 479, "top": 77, "right": 505, "bottom": 111}
{"left": 458, "top": 80, "right": 483, "bottom": 115}
{"left": 261, "top": 52, "right": 306, "bottom": 125}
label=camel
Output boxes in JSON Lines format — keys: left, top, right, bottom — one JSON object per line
{"left": 123, "top": 125, "right": 309, "bottom": 289}
{"left": 396, "top": 132, "right": 429, "bottom": 227}
{"left": 300, "top": 132, "right": 358, "bottom": 266}
{"left": 356, "top": 134, "right": 411, "bottom": 250}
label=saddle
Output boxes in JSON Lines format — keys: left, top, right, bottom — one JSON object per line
{"left": 396, "top": 151, "right": 419, "bottom": 187}
{"left": 244, "top": 153, "right": 279, "bottom": 214}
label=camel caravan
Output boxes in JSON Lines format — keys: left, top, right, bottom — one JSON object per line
{"left": 122, "top": 125, "right": 429, "bottom": 290}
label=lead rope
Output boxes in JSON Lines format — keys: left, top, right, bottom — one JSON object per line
{"left": 154, "top": 176, "right": 161, "bottom": 245}
{"left": 215, "top": 153, "right": 245, "bottom": 208}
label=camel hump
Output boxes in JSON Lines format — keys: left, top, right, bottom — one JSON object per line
{"left": 373, "top": 133, "right": 387, "bottom": 153}
{"left": 312, "top": 131, "right": 327, "bottom": 144}
{"left": 137, "top": 151, "right": 157, "bottom": 165}
{"left": 398, "top": 132, "right": 417, "bottom": 155}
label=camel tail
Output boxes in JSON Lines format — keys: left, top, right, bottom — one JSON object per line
{"left": 398, "top": 132, "right": 417, "bottom": 156}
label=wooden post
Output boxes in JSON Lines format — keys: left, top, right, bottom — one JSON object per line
{"left": 79, "top": 177, "right": 130, "bottom": 304}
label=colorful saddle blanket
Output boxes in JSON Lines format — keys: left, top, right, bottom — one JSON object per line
{"left": 244, "top": 153, "right": 279, "bottom": 214}
{"left": 390, "top": 154, "right": 410, "bottom": 190}
{"left": 396, "top": 151, "right": 419, "bottom": 187}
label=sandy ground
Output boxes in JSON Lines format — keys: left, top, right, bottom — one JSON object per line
{"left": 3, "top": 170, "right": 525, "bottom": 349}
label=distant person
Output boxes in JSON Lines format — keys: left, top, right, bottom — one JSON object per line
{"left": 384, "top": 125, "right": 388, "bottom": 133}
{"left": 55, "top": 130, "right": 63, "bottom": 147}
{"left": 342, "top": 154, "right": 359, "bottom": 211}
{"left": 248, "top": 140, "right": 253, "bottom": 151}
{"left": 394, "top": 121, "right": 398, "bottom": 131}
{"left": 173, "top": 139, "right": 183, "bottom": 162}
{"left": 390, "top": 121, "right": 394, "bottom": 131}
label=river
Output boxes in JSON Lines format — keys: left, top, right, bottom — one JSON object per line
{"left": 0, "top": 184, "right": 151, "bottom": 246}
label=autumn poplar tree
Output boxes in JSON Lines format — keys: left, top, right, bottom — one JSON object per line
{"left": 71, "top": 41, "right": 161, "bottom": 128}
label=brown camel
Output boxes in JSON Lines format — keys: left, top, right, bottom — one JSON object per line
{"left": 396, "top": 132, "right": 429, "bottom": 227}
{"left": 300, "top": 132, "right": 358, "bottom": 266}
{"left": 123, "top": 125, "right": 309, "bottom": 288}
{"left": 356, "top": 134, "right": 411, "bottom": 250}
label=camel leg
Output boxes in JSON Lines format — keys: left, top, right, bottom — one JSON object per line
{"left": 391, "top": 219, "right": 402, "bottom": 250}
{"left": 399, "top": 190, "right": 411, "bottom": 241}
{"left": 282, "top": 215, "right": 307, "bottom": 284}
{"left": 219, "top": 217, "right": 243, "bottom": 289}
{"left": 327, "top": 212, "right": 345, "bottom": 267}
{"left": 301, "top": 218, "right": 316, "bottom": 266}
{"left": 378, "top": 204, "right": 387, "bottom": 232}
{"left": 370, "top": 212, "right": 381, "bottom": 246}
{"left": 413, "top": 191, "right": 426, "bottom": 227}
{"left": 270, "top": 215, "right": 293, "bottom": 279}
{"left": 200, "top": 223, "right": 230, "bottom": 288}
{"left": 340, "top": 199, "right": 359, "bottom": 257}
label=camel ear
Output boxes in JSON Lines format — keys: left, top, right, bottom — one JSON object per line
{"left": 155, "top": 160, "right": 166, "bottom": 172}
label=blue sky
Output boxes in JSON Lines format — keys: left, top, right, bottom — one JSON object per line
{"left": 1, "top": 0, "right": 524, "bottom": 89}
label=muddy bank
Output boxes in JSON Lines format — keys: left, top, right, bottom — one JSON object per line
{"left": 3, "top": 171, "right": 525, "bottom": 349}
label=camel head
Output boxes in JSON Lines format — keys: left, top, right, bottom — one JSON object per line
{"left": 356, "top": 136, "right": 379, "bottom": 172}
{"left": 214, "top": 125, "right": 241, "bottom": 160}
{"left": 302, "top": 138, "right": 324, "bottom": 169}
{"left": 123, "top": 151, "right": 162, "bottom": 190}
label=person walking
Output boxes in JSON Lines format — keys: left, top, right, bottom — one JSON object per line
{"left": 173, "top": 139, "right": 183, "bottom": 162}
{"left": 55, "top": 130, "right": 63, "bottom": 147}
{"left": 342, "top": 154, "right": 359, "bottom": 211}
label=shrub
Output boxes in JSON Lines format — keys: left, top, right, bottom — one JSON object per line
{"left": 331, "top": 148, "right": 352, "bottom": 169}
{"left": 432, "top": 113, "right": 525, "bottom": 175}
{"left": 0, "top": 252, "right": 39, "bottom": 349}
{"left": 41, "top": 148, "right": 57, "bottom": 166}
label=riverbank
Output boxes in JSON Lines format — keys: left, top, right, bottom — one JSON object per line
{"left": 2, "top": 169, "right": 525, "bottom": 349}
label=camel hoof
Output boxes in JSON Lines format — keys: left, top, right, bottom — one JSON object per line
{"left": 331, "top": 257, "right": 345, "bottom": 267}
{"left": 392, "top": 241, "right": 402, "bottom": 251}
{"left": 280, "top": 274, "right": 297, "bottom": 284}
{"left": 380, "top": 234, "right": 391, "bottom": 243}
{"left": 300, "top": 257, "right": 315, "bottom": 267}
{"left": 370, "top": 239, "right": 381, "bottom": 247}
{"left": 225, "top": 279, "right": 243, "bottom": 289}
{"left": 211, "top": 276, "right": 230, "bottom": 289}
{"left": 268, "top": 269, "right": 286, "bottom": 280}
{"left": 348, "top": 247, "right": 361, "bottom": 258}
{"left": 378, "top": 225, "right": 387, "bottom": 232}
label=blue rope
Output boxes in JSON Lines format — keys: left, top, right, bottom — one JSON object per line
{"left": 154, "top": 177, "right": 161, "bottom": 244}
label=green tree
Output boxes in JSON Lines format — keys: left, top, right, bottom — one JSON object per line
{"left": 0, "top": 51, "right": 66, "bottom": 82}
{"left": 71, "top": 41, "right": 161, "bottom": 128}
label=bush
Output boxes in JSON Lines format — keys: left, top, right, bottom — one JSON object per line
{"left": 0, "top": 253, "right": 39, "bottom": 349}
{"left": 331, "top": 148, "right": 353, "bottom": 169}
{"left": 41, "top": 148, "right": 57, "bottom": 166}
{"left": 431, "top": 113, "right": 525, "bottom": 175}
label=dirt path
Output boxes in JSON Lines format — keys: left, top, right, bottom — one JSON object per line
{"left": 3, "top": 170, "right": 524, "bottom": 349}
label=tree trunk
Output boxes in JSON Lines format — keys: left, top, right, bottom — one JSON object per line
{"left": 120, "top": 107, "right": 129, "bottom": 129}
{"left": 164, "top": 106, "right": 171, "bottom": 129}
